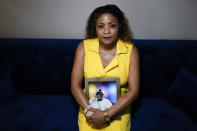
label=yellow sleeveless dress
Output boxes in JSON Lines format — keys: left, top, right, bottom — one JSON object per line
{"left": 78, "top": 38, "right": 133, "bottom": 131}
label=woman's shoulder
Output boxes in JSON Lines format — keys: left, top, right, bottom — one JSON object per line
{"left": 119, "top": 39, "right": 134, "bottom": 46}
{"left": 76, "top": 38, "right": 98, "bottom": 54}
{"left": 77, "top": 41, "right": 84, "bottom": 50}
{"left": 118, "top": 39, "right": 134, "bottom": 52}
{"left": 124, "top": 41, "right": 134, "bottom": 48}
{"left": 83, "top": 38, "right": 99, "bottom": 51}
{"left": 75, "top": 41, "right": 85, "bottom": 55}
{"left": 83, "top": 38, "right": 98, "bottom": 44}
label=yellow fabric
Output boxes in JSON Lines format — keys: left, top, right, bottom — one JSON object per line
{"left": 78, "top": 38, "right": 133, "bottom": 131}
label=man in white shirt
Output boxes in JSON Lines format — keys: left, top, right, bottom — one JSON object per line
{"left": 89, "top": 89, "right": 112, "bottom": 111}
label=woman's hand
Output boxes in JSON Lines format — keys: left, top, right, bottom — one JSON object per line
{"left": 86, "top": 108, "right": 106, "bottom": 128}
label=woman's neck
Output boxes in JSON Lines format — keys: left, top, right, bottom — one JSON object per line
{"left": 99, "top": 40, "right": 117, "bottom": 51}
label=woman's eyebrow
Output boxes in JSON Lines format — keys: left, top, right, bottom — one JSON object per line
{"left": 97, "top": 22, "right": 104, "bottom": 25}
{"left": 108, "top": 22, "right": 116, "bottom": 24}
{"left": 97, "top": 21, "right": 116, "bottom": 25}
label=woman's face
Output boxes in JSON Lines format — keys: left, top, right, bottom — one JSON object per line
{"left": 96, "top": 13, "right": 119, "bottom": 46}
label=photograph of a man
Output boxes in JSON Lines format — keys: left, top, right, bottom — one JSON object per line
{"left": 89, "top": 89, "right": 112, "bottom": 111}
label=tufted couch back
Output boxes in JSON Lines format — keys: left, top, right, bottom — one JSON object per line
{"left": 0, "top": 39, "right": 80, "bottom": 95}
{"left": 0, "top": 39, "right": 197, "bottom": 97}
{"left": 134, "top": 40, "right": 197, "bottom": 98}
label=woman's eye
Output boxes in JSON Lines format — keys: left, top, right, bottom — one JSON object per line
{"left": 110, "top": 24, "right": 117, "bottom": 28}
{"left": 98, "top": 25, "right": 104, "bottom": 29}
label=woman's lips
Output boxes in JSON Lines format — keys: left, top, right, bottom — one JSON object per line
{"left": 103, "top": 37, "right": 112, "bottom": 40}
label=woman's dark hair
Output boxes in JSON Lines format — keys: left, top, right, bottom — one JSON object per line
{"left": 86, "top": 4, "right": 132, "bottom": 42}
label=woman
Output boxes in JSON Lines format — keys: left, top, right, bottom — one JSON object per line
{"left": 71, "top": 4, "right": 140, "bottom": 131}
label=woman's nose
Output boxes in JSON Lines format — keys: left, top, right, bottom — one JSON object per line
{"left": 104, "top": 26, "right": 110, "bottom": 34}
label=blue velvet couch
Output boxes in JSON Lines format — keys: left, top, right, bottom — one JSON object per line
{"left": 0, "top": 38, "right": 197, "bottom": 131}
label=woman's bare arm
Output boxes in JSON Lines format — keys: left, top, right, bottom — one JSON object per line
{"left": 71, "top": 42, "right": 90, "bottom": 110}
{"left": 107, "top": 46, "right": 140, "bottom": 117}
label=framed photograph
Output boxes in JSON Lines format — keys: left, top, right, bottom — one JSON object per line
{"left": 85, "top": 77, "right": 121, "bottom": 120}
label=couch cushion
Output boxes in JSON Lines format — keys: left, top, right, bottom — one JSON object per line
{"left": 0, "top": 64, "right": 18, "bottom": 102}
{"left": 132, "top": 98, "right": 197, "bottom": 131}
{"left": 0, "top": 95, "right": 78, "bottom": 131}
{"left": 162, "top": 67, "right": 197, "bottom": 122}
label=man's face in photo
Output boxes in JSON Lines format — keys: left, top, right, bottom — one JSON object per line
{"left": 96, "top": 93, "right": 103, "bottom": 101}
